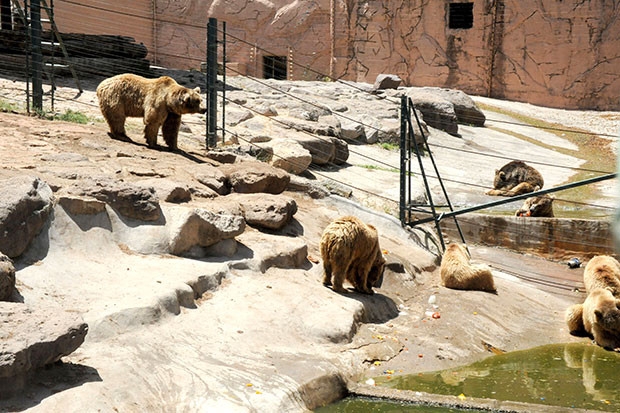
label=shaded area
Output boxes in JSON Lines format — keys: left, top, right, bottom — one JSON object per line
{"left": 0, "top": 362, "right": 101, "bottom": 411}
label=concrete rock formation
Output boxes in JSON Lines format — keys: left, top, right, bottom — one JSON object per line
{"left": 222, "top": 161, "right": 291, "bottom": 194}
{"left": 0, "top": 254, "right": 15, "bottom": 301}
{"left": 0, "top": 176, "right": 54, "bottom": 258}
{"left": 0, "top": 302, "right": 89, "bottom": 398}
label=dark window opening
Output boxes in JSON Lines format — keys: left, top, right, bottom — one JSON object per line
{"left": 263, "top": 56, "right": 287, "bottom": 80}
{"left": 449, "top": 2, "right": 474, "bottom": 29}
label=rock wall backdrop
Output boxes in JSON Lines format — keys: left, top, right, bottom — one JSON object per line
{"left": 44, "top": 0, "right": 620, "bottom": 110}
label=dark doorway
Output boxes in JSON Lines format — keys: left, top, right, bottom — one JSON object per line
{"left": 448, "top": 2, "right": 474, "bottom": 29}
{"left": 263, "top": 56, "right": 287, "bottom": 80}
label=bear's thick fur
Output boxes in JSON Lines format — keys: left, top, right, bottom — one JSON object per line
{"left": 582, "top": 288, "right": 620, "bottom": 350}
{"left": 486, "top": 160, "right": 544, "bottom": 197}
{"left": 565, "top": 303, "right": 589, "bottom": 337}
{"left": 320, "top": 215, "right": 385, "bottom": 294}
{"left": 515, "top": 194, "right": 554, "bottom": 217}
{"left": 566, "top": 255, "right": 620, "bottom": 343}
{"left": 440, "top": 243, "right": 496, "bottom": 292}
{"left": 584, "top": 255, "right": 620, "bottom": 296}
{"left": 96, "top": 74, "right": 206, "bottom": 150}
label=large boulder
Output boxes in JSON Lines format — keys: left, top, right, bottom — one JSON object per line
{"left": 332, "top": 137, "right": 349, "bottom": 165}
{"left": 235, "top": 193, "right": 298, "bottom": 230}
{"left": 372, "top": 74, "right": 402, "bottom": 91}
{"left": 167, "top": 208, "right": 246, "bottom": 256}
{"left": 296, "top": 135, "right": 335, "bottom": 165}
{"left": 221, "top": 161, "right": 290, "bottom": 194}
{"left": 0, "top": 302, "right": 88, "bottom": 398}
{"left": 406, "top": 89, "right": 459, "bottom": 135}
{"left": 0, "top": 176, "right": 54, "bottom": 258}
{"left": 68, "top": 179, "right": 161, "bottom": 221}
{"left": 418, "top": 87, "right": 486, "bottom": 126}
{"left": 193, "top": 164, "right": 230, "bottom": 195}
{"left": 138, "top": 178, "right": 192, "bottom": 203}
{"left": 268, "top": 139, "right": 313, "bottom": 175}
{"left": 339, "top": 119, "right": 365, "bottom": 142}
{"left": 0, "top": 254, "right": 15, "bottom": 301}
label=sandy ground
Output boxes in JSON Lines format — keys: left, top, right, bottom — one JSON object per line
{"left": 0, "top": 73, "right": 618, "bottom": 411}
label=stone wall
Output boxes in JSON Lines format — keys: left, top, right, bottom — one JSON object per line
{"left": 441, "top": 214, "right": 614, "bottom": 261}
{"left": 49, "top": 0, "right": 620, "bottom": 110}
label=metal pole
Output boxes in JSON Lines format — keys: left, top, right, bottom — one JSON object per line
{"left": 206, "top": 17, "right": 218, "bottom": 149}
{"left": 30, "top": 0, "right": 43, "bottom": 112}
{"left": 411, "top": 99, "right": 466, "bottom": 246}
{"left": 412, "top": 172, "right": 618, "bottom": 225}
{"left": 25, "top": 0, "right": 31, "bottom": 113}
{"left": 408, "top": 100, "right": 446, "bottom": 250}
{"left": 221, "top": 20, "right": 226, "bottom": 145}
{"left": 399, "top": 95, "right": 407, "bottom": 226}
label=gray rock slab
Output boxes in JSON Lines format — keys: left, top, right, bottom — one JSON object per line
{"left": 0, "top": 302, "right": 88, "bottom": 398}
{"left": 0, "top": 176, "right": 54, "bottom": 258}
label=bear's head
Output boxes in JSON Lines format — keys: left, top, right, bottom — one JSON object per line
{"left": 367, "top": 249, "right": 386, "bottom": 289}
{"left": 592, "top": 289, "right": 620, "bottom": 334}
{"left": 171, "top": 86, "right": 207, "bottom": 115}
{"left": 516, "top": 194, "right": 554, "bottom": 217}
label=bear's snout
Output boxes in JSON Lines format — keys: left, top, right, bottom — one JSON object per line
{"left": 199, "top": 106, "right": 207, "bottom": 114}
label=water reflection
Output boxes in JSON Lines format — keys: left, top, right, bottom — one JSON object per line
{"left": 375, "top": 343, "right": 620, "bottom": 411}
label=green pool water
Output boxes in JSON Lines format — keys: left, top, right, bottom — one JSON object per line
{"left": 317, "top": 342, "right": 620, "bottom": 412}
{"left": 315, "top": 398, "right": 473, "bottom": 412}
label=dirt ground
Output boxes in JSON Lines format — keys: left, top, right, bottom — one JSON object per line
{"left": 0, "top": 73, "right": 617, "bottom": 411}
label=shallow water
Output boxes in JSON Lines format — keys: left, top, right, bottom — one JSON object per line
{"left": 317, "top": 343, "right": 620, "bottom": 412}
{"left": 315, "top": 398, "right": 474, "bottom": 412}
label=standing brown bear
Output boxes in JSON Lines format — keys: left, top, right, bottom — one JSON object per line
{"left": 96, "top": 74, "right": 206, "bottom": 151}
{"left": 440, "top": 243, "right": 496, "bottom": 293}
{"left": 320, "top": 215, "right": 385, "bottom": 294}
{"left": 486, "top": 160, "right": 544, "bottom": 196}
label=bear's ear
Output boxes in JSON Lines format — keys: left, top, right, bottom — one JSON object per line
{"left": 193, "top": 87, "right": 201, "bottom": 93}
{"left": 594, "top": 309, "right": 604, "bottom": 320}
{"left": 498, "top": 171, "right": 506, "bottom": 180}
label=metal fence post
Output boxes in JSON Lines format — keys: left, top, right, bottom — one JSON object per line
{"left": 206, "top": 17, "right": 218, "bottom": 149}
{"left": 30, "top": 0, "right": 43, "bottom": 111}
{"left": 399, "top": 95, "right": 407, "bottom": 226}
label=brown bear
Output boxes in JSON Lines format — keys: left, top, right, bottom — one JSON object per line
{"left": 486, "top": 160, "right": 544, "bottom": 197}
{"left": 565, "top": 303, "right": 590, "bottom": 337}
{"left": 582, "top": 288, "right": 620, "bottom": 351}
{"left": 515, "top": 194, "right": 554, "bottom": 217}
{"left": 320, "top": 215, "right": 385, "bottom": 294}
{"left": 566, "top": 255, "right": 620, "bottom": 339}
{"left": 583, "top": 255, "right": 620, "bottom": 296}
{"left": 96, "top": 74, "right": 206, "bottom": 151}
{"left": 440, "top": 243, "right": 496, "bottom": 292}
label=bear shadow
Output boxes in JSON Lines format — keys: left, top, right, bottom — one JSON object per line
{"left": 0, "top": 361, "right": 102, "bottom": 411}
{"left": 338, "top": 289, "right": 400, "bottom": 324}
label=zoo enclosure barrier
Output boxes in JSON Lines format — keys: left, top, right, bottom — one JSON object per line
{"left": 399, "top": 95, "right": 618, "bottom": 254}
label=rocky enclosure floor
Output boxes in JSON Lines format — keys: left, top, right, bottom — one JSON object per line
{"left": 0, "top": 73, "right": 618, "bottom": 412}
